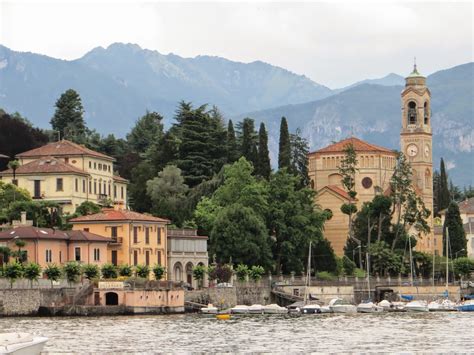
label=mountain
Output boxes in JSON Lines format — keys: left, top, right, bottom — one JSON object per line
{"left": 240, "top": 63, "right": 474, "bottom": 186}
{"left": 0, "top": 43, "right": 332, "bottom": 133}
{"left": 333, "top": 73, "right": 405, "bottom": 93}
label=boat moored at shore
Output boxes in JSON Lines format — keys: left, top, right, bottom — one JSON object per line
{"left": 0, "top": 333, "right": 48, "bottom": 355}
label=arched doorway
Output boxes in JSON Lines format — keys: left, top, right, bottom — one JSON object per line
{"left": 185, "top": 262, "right": 194, "bottom": 287}
{"left": 173, "top": 262, "right": 183, "bottom": 282}
{"left": 105, "top": 292, "right": 119, "bottom": 306}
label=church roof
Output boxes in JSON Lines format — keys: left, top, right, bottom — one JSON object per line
{"left": 310, "top": 137, "right": 395, "bottom": 155}
{"left": 318, "top": 185, "right": 357, "bottom": 202}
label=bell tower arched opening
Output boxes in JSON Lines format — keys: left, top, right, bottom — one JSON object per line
{"left": 408, "top": 101, "right": 417, "bottom": 125}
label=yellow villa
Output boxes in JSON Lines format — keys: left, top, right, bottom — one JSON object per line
{"left": 0, "top": 139, "right": 128, "bottom": 214}
{"left": 70, "top": 209, "right": 169, "bottom": 272}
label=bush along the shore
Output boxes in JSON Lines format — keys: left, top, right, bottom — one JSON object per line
{"left": 152, "top": 264, "right": 166, "bottom": 280}
{"left": 82, "top": 264, "right": 100, "bottom": 280}
{"left": 101, "top": 263, "right": 118, "bottom": 279}
{"left": 135, "top": 264, "right": 150, "bottom": 279}
{"left": 44, "top": 264, "right": 62, "bottom": 287}
{"left": 63, "top": 261, "right": 82, "bottom": 285}
{"left": 119, "top": 264, "right": 133, "bottom": 277}
{"left": 23, "top": 262, "right": 42, "bottom": 288}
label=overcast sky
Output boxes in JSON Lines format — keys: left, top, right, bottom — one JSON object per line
{"left": 0, "top": 0, "right": 472, "bottom": 88}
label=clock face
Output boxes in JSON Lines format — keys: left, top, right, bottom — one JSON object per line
{"left": 407, "top": 144, "right": 418, "bottom": 157}
{"left": 424, "top": 145, "right": 430, "bottom": 158}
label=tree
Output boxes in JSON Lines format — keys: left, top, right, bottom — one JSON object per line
{"left": 443, "top": 201, "right": 467, "bottom": 257}
{"left": 4, "top": 262, "right": 23, "bottom": 288}
{"left": 23, "top": 262, "right": 42, "bottom": 288}
{"left": 226, "top": 120, "right": 240, "bottom": 164}
{"left": 50, "top": 89, "right": 87, "bottom": 142}
{"left": 256, "top": 123, "right": 271, "bottom": 179}
{"left": 75, "top": 201, "right": 101, "bottom": 216}
{"left": 368, "top": 241, "right": 402, "bottom": 276}
{"left": 342, "top": 256, "right": 356, "bottom": 276}
{"left": 0, "top": 246, "right": 11, "bottom": 265}
{"left": 44, "top": 264, "right": 62, "bottom": 288}
{"left": 101, "top": 263, "right": 118, "bottom": 279}
{"left": 7, "top": 200, "right": 63, "bottom": 229}
{"left": 82, "top": 264, "right": 100, "bottom": 280}
{"left": 207, "top": 264, "right": 233, "bottom": 283}
{"left": 290, "top": 129, "right": 310, "bottom": 188}
{"left": 135, "top": 264, "right": 150, "bottom": 279}
{"left": 235, "top": 264, "right": 249, "bottom": 282}
{"left": 249, "top": 265, "right": 265, "bottom": 282}
{"left": 278, "top": 117, "right": 291, "bottom": 170}
{"left": 126, "top": 111, "right": 164, "bottom": 154}
{"left": 240, "top": 118, "right": 258, "bottom": 167}
{"left": 63, "top": 261, "right": 82, "bottom": 284}
{"left": 453, "top": 257, "right": 474, "bottom": 279}
{"left": 192, "top": 265, "right": 206, "bottom": 288}
{"left": 118, "top": 264, "right": 133, "bottom": 277}
{"left": 152, "top": 264, "right": 166, "bottom": 280}
{"left": 7, "top": 160, "right": 20, "bottom": 183}
{"left": 14, "top": 239, "right": 26, "bottom": 263}
{"left": 146, "top": 165, "right": 189, "bottom": 226}
{"left": 438, "top": 158, "right": 450, "bottom": 211}
{"left": 0, "top": 181, "right": 31, "bottom": 212}
{"left": 128, "top": 161, "right": 155, "bottom": 212}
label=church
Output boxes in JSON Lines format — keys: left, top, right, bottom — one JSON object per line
{"left": 308, "top": 65, "right": 439, "bottom": 256}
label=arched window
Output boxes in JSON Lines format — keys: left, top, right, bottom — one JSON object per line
{"left": 310, "top": 179, "right": 315, "bottom": 189}
{"left": 424, "top": 102, "right": 429, "bottom": 125}
{"left": 174, "top": 262, "right": 183, "bottom": 282}
{"left": 186, "top": 262, "right": 194, "bottom": 286}
{"left": 408, "top": 101, "right": 417, "bottom": 125}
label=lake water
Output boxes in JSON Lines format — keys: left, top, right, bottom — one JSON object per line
{"left": 0, "top": 313, "right": 472, "bottom": 353}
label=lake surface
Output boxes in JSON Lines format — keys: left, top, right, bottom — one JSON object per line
{"left": 0, "top": 313, "right": 472, "bottom": 353}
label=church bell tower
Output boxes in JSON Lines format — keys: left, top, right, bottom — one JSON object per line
{"left": 400, "top": 62, "right": 435, "bottom": 252}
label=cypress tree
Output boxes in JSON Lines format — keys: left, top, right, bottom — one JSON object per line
{"left": 443, "top": 201, "right": 467, "bottom": 257}
{"left": 439, "top": 158, "right": 451, "bottom": 211}
{"left": 256, "top": 122, "right": 271, "bottom": 179}
{"left": 433, "top": 170, "right": 441, "bottom": 216}
{"left": 50, "top": 89, "right": 87, "bottom": 142}
{"left": 241, "top": 118, "right": 258, "bottom": 167}
{"left": 226, "top": 120, "right": 239, "bottom": 163}
{"left": 278, "top": 116, "right": 291, "bottom": 170}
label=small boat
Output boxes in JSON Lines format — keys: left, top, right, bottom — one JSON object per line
{"left": 216, "top": 314, "right": 231, "bottom": 320}
{"left": 248, "top": 304, "right": 264, "bottom": 314}
{"left": 320, "top": 306, "right": 332, "bottom": 313}
{"left": 356, "top": 301, "right": 384, "bottom": 313}
{"left": 231, "top": 305, "right": 249, "bottom": 314}
{"left": 428, "top": 299, "right": 457, "bottom": 312}
{"left": 287, "top": 301, "right": 304, "bottom": 314}
{"left": 457, "top": 300, "right": 474, "bottom": 312}
{"left": 405, "top": 300, "right": 429, "bottom": 312}
{"left": 263, "top": 304, "right": 287, "bottom": 314}
{"left": 329, "top": 298, "right": 357, "bottom": 313}
{"left": 389, "top": 301, "right": 407, "bottom": 312}
{"left": 300, "top": 303, "right": 322, "bottom": 314}
{"left": 377, "top": 300, "right": 392, "bottom": 311}
{"left": 200, "top": 304, "right": 218, "bottom": 314}
{"left": 0, "top": 333, "right": 48, "bottom": 355}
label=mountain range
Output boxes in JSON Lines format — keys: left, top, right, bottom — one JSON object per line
{"left": 0, "top": 43, "right": 472, "bottom": 185}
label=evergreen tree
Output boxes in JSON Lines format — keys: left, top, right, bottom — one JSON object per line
{"left": 226, "top": 120, "right": 240, "bottom": 163}
{"left": 443, "top": 201, "right": 467, "bottom": 257}
{"left": 240, "top": 118, "right": 258, "bottom": 167}
{"left": 256, "top": 122, "right": 271, "bottom": 179}
{"left": 126, "top": 111, "right": 164, "bottom": 154}
{"left": 278, "top": 116, "right": 291, "bottom": 170}
{"left": 50, "top": 89, "right": 87, "bottom": 142}
{"left": 290, "top": 129, "right": 310, "bottom": 187}
{"left": 438, "top": 158, "right": 451, "bottom": 211}
{"left": 339, "top": 143, "right": 359, "bottom": 246}
{"left": 433, "top": 170, "right": 441, "bottom": 216}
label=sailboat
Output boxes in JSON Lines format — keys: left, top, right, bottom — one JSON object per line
{"left": 300, "top": 242, "right": 322, "bottom": 314}
{"left": 357, "top": 252, "right": 383, "bottom": 313}
{"left": 404, "top": 234, "right": 429, "bottom": 312}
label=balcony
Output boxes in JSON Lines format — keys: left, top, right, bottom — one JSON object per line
{"left": 110, "top": 237, "right": 123, "bottom": 245}
{"left": 97, "top": 194, "right": 110, "bottom": 205}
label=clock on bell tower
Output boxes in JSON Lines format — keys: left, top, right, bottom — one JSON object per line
{"left": 400, "top": 61, "right": 435, "bottom": 253}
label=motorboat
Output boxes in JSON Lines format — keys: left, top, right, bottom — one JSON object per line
{"left": 328, "top": 298, "right": 357, "bottom": 313}
{"left": 457, "top": 300, "right": 474, "bottom": 312}
{"left": 428, "top": 299, "right": 457, "bottom": 312}
{"left": 287, "top": 301, "right": 304, "bottom": 314}
{"left": 300, "top": 304, "right": 322, "bottom": 314}
{"left": 377, "top": 300, "right": 392, "bottom": 311}
{"left": 405, "top": 300, "right": 429, "bottom": 312}
{"left": 231, "top": 305, "right": 249, "bottom": 314}
{"left": 200, "top": 304, "right": 218, "bottom": 314}
{"left": 0, "top": 333, "right": 48, "bottom": 355}
{"left": 248, "top": 304, "right": 264, "bottom": 314}
{"left": 389, "top": 301, "right": 407, "bottom": 312}
{"left": 356, "top": 301, "right": 384, "bottom": 313}
{"left": 263, "top": 304, "right": 288, "bottom": 314}
{"left": 320, "top": 306, "right": 332, "bottom": 313}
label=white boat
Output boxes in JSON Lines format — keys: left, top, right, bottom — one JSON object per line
{"left": 263, "top": 304, "right": 288, "bottom": 314}
{"left": 0, "top": 333, "right": 48, "bottom": 355}
{"left": 231, "top": 305, "right": 249, "bottom": 314}
{"left": 428, "top": 299, "right": 457, "bottom": 312}
{"left": 457, "top": 300, "right": 474, "bottom": 312}
{"left": 377, "top": 300, "right": 392, "bottom": 311}
{"left": 200, "top": 303, "right": 218, "bottom": 314}
{"left": 405, "top": 300, "right": 429, "bottom": 312}
{"left": 320, "top": 306, "right": 332, "bottom": 313}
{"left": 300, "top": 303, "right": 322, "bottom": 314}
{"left": 329, "top": 298, "right": 357, "bottom": 313}
{"left": 356, "top": 301, "right": 384, "bottom": 313}
{"left": 248, "top": 304, "right": 264, "bottom": 314}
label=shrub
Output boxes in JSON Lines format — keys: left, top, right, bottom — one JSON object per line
{"left": 63, "top": 261, "right": 82, "bottom": 284}
{"left": 249, "top": 265, "right": 264, "bottom": 282}
{"left": 23, "top": 262, "right": 42, "bottom": 287}
{"left": 354, "top": 268, "right": 366, "bottom": 278}
{"left": 4, "top": 262, "right": 23, "bottom": 288}
{"left": 101, "top": 263, "right": 118, "bottom": 279}
{"left": 316, "top": 271, "right": 336, "bottom": 281}
{"left": 44, "top": 264, "right": 62, "bottom": 287}
{"left": 153, "top": 264, "right": 166, "bottom": 280}
{"left": 118, "top": 264, "right": 133, "bottom": 277}
{"left": 453, "top": 257, "right": 474, "bottom": 278}
{"left": 342, "top": 256, "right": 356, "bottom": 276}
{"left": 207, "top": 265, "right": 217, "bottom": 281}
{"left": 135, "top": 264, "right": 150, "bottom": 279}
{"left": 82, "top": 264, "right": 100, "bottom": 280}
{"left": 235, "top": 264, "right": 249, "bottom": 282}
{"left": 192, "top": 265, "right": 206, "bottom": 288}
{"left": 208, "top": 264, "right": 233, "bottom": 283}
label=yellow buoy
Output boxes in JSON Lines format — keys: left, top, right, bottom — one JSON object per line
{"left": 216, "top": 314, "right": 231, "bottom": 320}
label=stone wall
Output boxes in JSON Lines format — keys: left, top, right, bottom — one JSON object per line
{"left": 0, "top": 289, "right": 41, "bottom": 315}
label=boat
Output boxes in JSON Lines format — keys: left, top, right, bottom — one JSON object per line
{"left": 457, "top": 300, "right": 474, "bottom": 312}
{"left": 200, "top": 304, "right": 218, "bottom": 314}
{"left": 320, "top": 306, "right": 332, "bottom": 313}
{"left": 405, "top": 300, "right": 429, "bottom": 312}
{"left": 356, "top": 301, "right": 384, "bottom": 313}
{"left": 263, "top": 304, "right": 288, "bottom": 314}
{"left": 0, "top": 333, "right": 48, "bottom": 355}
{"left": 300, "top": 304, "right": 322, "bottom": 314}
{"left": 230, "top": 305, "right": 249, "bottom": 314}
{"left": 248, "top": 304, "right": 264, "bottom": 314}
{"left": 216, "top": 314, "right": 231, "bottom": 320}
{"left": 299, "top": 241, "right": 323, "bottom": 315}
{"left": 329, "top": 298, "right": 357, "bottom": 313}
{"left": 428, "top": 299, "right": 457, "bottom": 312}
{"left": 377, "top": 300, "right": 392, "bottom": 311}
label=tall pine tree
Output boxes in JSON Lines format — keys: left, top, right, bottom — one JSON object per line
{"left": 439, "top": 158, "right": 451, "bottom": 212}
{"left": 240, "top": 118, "right": 258, "bottom": 167}
{"left": 226, "top": 120, "right": 240, "bottom": 164}
{"left": 256, "top": 122, "right": 271, "bottom": 179}
{"left": 50, "top": 89, "right": 87, "bottom": 143}
{"left": 443, "top": 201, "right": 467, "bottom": 257}
{"left": 290, "top": 129, "right": 310, "bottom": 187}
{"left": 278, "top": 116, "right": 291, "bottom": 170}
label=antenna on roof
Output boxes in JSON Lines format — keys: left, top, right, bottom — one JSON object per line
{"left": 350, "top": 125, "right": 354, "bottom": 138}
{"left": 413, "top": 56, "right": 417, "bottom": 72}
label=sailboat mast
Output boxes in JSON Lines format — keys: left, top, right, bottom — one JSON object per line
{"left": 446, "top": 228, "right": 449, "bottom": 290}
{"left": 408, "top": 235, "right": 414, "bottom": 287}
{"left": 366, "top": 252, "right": 370, "bottom": 300}
{"left": 304, "top": 241, "right": 312, "bottom": 305}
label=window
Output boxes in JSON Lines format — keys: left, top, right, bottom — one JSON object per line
{"left": 424, "top": 102, "right": 429, "bottom": 125}
{"left": 94, "top": 180, "right": 97, "bottom": 194}
{"left": 121, "top": 186, "right": 124, "bottom": 199}
{"left": 34, "top": 180, "right": 41, "bottom": 198}
{"left": 111, "top": 226, "right": 118, "bottom": 241}
{"left": 99, "top": 182, "right": 101, "bottom": 195}
{"left": 45, "top": 249, "right": 52, "bottom": 263}
{"left": 56, "top": 178, "right": 63, "bottom": 191}
{"left": 133, "top": 226, "right": 138, "bottom": 243}
{"left": 157, "top": 251, "right": 161, "bottom": 266}
{"left": 133, "top": 250, "right": 138, "bottom": 266}
{"left": 108, "top": 184, "right": 111, "bottom": 196}
{"left": 82, "top": 179, "right": 86, "bottom": 193}
{"left": 75, "top": 247, "right": 81, "bottom": 261}
{"left": 111, "top": 250, "right": 117, "bottom": 266}
{"left": 145, "top": 250, "right": 150, "bottom": 266}
{"left": 98, "top": 163, "right": 102, "bottom": 170}
{"left": 89, "top": 161, "right": 92, "bottom": 168}
{"left": 94, "top": 248, "right": 100, "bottom": 261}
{"left": 114, "top": 186, "right": 117, "bottom": 198}
{"left": 75, "top": 178, "right": 78, "bottom": 192}
{"left": 84, "top": 228, "right": 89, "bottom": 232}
{"left": 103, "top": 182, "right": 106, "bottom": 195}
{"left": 89, "top": 180, "right": 92, "bottom": 193}
{"left": 408, "top": 101, "right": 417, "bottom": 125}
{"left": 65, "top": 157, "right": 69, "bottom": 164}
{"left": 94, "top": 162, "right": 97, "bottom": 169}
{"left": 145, "top": 227, "right": 150, "bottom": 244}
{"left": 362, "top": 177, "right": 373, "bottom": 189}
{"left": 59, "top": 251, "right": 62, "bottom": 263}
{"left": 108, "top": 165, "right": 111, "bottom": 172}
{"left": 157, "top": 227, "right": 162, "bottom": 245}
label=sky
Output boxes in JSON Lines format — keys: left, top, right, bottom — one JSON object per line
{"left": 0, "top": 0, "right": 472, "bottom": 88}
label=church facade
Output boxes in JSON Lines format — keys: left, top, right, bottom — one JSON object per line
{"left": 308, "top": 65, "right": 439, "bottom": 256}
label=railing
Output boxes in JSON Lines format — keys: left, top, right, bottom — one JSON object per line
{"left": 110, "top": 237, "right": 123, "bottom": 244}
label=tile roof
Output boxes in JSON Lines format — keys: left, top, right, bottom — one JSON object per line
{"left": 113, "top": 175, "right": 129, "bottom": 183}
{"left": 69, "top": 208, "right": 170, "bottom": 223}
{"left": 0, "top": 226, "right": 109, "bottom": 243}
{"left": 319, "top": 185, "right": 357, "bottom": 201}
{"left": 439, "top": 197, "right": 474, "bottom": 215}
{"left": 0, "top": 157, "right": 89, "bottom": 176}
{"left": 16, "top": 140, "right": 114, "bottom": 161}
{"left": 311, "top": 137, "right": 395, "bottom": 155}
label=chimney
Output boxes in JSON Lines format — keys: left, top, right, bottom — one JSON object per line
{"left": 20, "top": 211, "right": 27, "bottom": 225}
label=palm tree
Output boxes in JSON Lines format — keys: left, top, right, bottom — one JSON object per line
{"left": 7, "top": 160, "right": 20, "bottom": 185}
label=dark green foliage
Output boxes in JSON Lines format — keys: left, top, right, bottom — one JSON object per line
{"left": 75, "top": 201, "right": 101, "bottom": 216}
{"left": 368, "top": 241, "right": 402, "bottom": 276}
{"left": 278, "top": 117, "right": 291, "bottom": 170}
{"left": 312, "top": 237, "right": 338, "bottom": 273}
{"left": 0, "top": 246, "right": 11, "bottom": 265}
{"left": 63, "top": 261, "right": 82, "bottom": 284}
{"left": 82, "top": 264, "right": 100, "bottom": 280}
{"left": 192, "top": 265, "right": 206, "bottom": 287}
{"left": 249, "top": 266, "right": 265, "bottom": 281}
{"left": 4, "top": 262, "right": 23, "bottom": 288}
{"left": 290, "top": 129, "right": 310, "bottom": 187}
{"left": 126, "top": 111, "right": 164, "bottom": 154}
{"left": 118, "top": 264, "right": 133, "bottom": 277}
{"left": 240, "top": 118, "right": 258, "bottom": 167}
{"left": 235, "top": 264, "right": 249, "bottom": 281}
{"left": 438, "top": 158, "right": 451, "bottom": 211}
{"left": 23, "top": 262, "right": 42, "bottom": 287}
{"left": 101, "top": 263, "right": 118, "bottom": 279}
{"left": 443, "top": 202, "right": 467, "bottom": 257}
{"left": 128, "top": 161, "right": 155, "bottom": 212}
{"left": 7, "top": 200, "right": 63, "bottom": 228}
{"left": 44, "top": 264, "right": 62, "bottom": 287}
{"left": 208, "top": 264, "right": 233, "bottom": 283}
{"left": 342, "top": 256, "right": 356, "bottom": 275}
{"left": 135, "top": 264, "right": 150, "bottom": 278}
{"left": 412, "top": 251, "right": 433, "bottom": 278}
{"left": 226, "top": 120, "right": 240, "bottom": 164}
{"left": 453, "top": 257, "right": 474, "bottom": 278}
{"left": 256, "top": 122, "right": 271, "bottom": 179}
{"left": 50, "top": 89, "right": 87, "bottom": 142}
{"left": 152, "top": 264, "right": 166, "bottom": 280}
